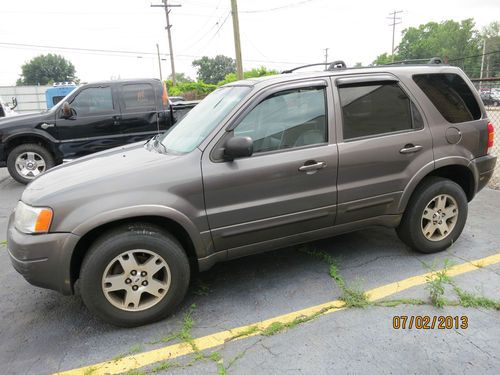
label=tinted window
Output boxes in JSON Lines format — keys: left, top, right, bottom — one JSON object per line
{"left": 413, "top": 73, "right": 481, "bottom": 123}
{"left": 235, "top": 87, "right": 327, "bottom": 153}
{"left": 340, "top": 83, "right": 413, "bottom": 140}
{"left": 70, "top": 87, "right": 113, "bottom": 116}
{"left": 122, "top": 83, "right": 156, "bottom": 110}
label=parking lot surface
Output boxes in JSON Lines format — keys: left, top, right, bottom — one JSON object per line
{"left": 0, "top": 167, "right": 499, "bottom": 375}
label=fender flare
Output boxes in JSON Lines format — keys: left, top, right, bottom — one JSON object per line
{"left": 397, "top": 156, "right": 475, "bottom": 212}
{"left": 71, "top": 204, "right": 206, "bottom": 258}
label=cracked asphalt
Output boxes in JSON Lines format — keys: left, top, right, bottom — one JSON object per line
{"left": 0, "top": 167, "right": 499, "bottom": 375}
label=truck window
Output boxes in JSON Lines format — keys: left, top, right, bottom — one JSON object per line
{"left": 413, "top": 73, "right": 481, "bottom": 123}
{"left": 71, "top": 87, "right": 114, "bottom": 116}
{"left": 122, "top": 84, "right": 156, "bottom": 110}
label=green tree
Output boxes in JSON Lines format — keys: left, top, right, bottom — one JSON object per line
{"left": 481, "top": 21, "right": 500, "bottom": 77}
{"left": 396, "top": 19, "right": 481, "bottom": 77}
{"left": 192, "top": 55, "right": 236, "bottom": 84}
{"left": 372, "top": 53, "right": 396, "bottom": 66}
{"left": 167, "top": 72, "right": 193, "bottom": 84}
{"left": 217, "top": 66, "right": 278, "bottom": 85}
{"left": 17, "top": 54, "right": 77, "bottom": 85}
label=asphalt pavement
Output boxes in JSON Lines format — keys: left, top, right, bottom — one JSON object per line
{"left": 0, "top": 167, "right": 499, "bottom": 375}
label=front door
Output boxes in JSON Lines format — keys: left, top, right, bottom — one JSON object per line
{"left": 55, "top": 85, "right": 121, "bottom": 158}
{"left": 202, "top": 81, "right": 338, "bottom": 252}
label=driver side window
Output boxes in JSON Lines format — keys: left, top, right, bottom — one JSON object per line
{"left": 234, "top": 86, "right": 327, "bottom": 153}
{"left": 70, "top": 87, "right": 114, "bottom": 116}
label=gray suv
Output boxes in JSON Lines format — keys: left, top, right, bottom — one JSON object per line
{"left": 7, "top": 63, "right": 497, "bottom": 326}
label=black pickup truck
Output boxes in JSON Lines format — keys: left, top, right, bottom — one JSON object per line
{"left": 0, "top": 79, "right": 197, "bottom": 183}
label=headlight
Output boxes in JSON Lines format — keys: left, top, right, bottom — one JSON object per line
{"left": 14, "top": 201, "right": 53, "bottom": 234}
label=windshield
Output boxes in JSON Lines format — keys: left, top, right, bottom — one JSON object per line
{"left": 160, "top": 86, "right": 251, "bottom": 153}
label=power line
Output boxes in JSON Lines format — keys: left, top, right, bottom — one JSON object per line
{"left": 448, "top": 50, "right": 499, "bottom": 62}
{"left": 0, "top": 42, "right": 307, "bottom": 65}
{"left": 240, "top": 0, "right": 315, "bottom": 13}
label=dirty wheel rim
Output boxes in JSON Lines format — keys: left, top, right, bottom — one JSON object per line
{"left": 102, "top": 249, "right": 171, "bottom": 312}
{"left": 15, "top": 152, "right": 46, "bottom": 179}
{"left": 421, "top": 194, "right": 458, "bottom": 242}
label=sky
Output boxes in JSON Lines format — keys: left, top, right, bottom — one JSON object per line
{"left": 0, "top": 0, "right": 498, "bottom": 86}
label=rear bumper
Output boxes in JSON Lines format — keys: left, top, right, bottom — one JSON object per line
{"left": 470, "top": 154, "right": 497, "bottom": 193}
{"left": 7, "top": 213, "right": 80, "bottom": 295}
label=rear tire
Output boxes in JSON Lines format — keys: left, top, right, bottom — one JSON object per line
{"left": 396, "top": 177, "right": 468, "bottom": 253}
{"left": 7, "top": 143, "right": 54, "bottom": 184}
{"left": 79, "top": 223, "right": 191, "bottom": 327}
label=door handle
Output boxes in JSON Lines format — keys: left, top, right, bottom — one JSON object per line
{"left": 298, "top": 161, "right": 326, "bottom": 172}
{"left": 112, "top": 115, "right": 121, "bottom": 126}
{"left": 399, "top": 144, "right": 423, "bottom": 154}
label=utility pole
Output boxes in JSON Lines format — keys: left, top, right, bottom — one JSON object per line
{"left": 156, "top": 43, "right": 163, "bottom": 82}
{"left": 230, "top": 0, "right": 243, "bottom": 80}
{"left": 388, "top": 10, "right": 402, "bottom": 62}
{"left": 151, "top": 0, "right": 181, "bottom": 85}
{"left": 324, "top": 48, "right": 329, "bottom": 70}
{"left": 479, "top": 38, "right": 486, "bottom": 91}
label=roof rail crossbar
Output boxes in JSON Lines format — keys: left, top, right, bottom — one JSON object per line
{"left": 384, "top": 57, "right": 445, "bottom": 66}
{"left": 282, "top": 61, "right": 346, "bottom": 74}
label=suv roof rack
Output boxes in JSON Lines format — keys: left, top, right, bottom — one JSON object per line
{"left": 282, "top": 60, "right": 347, "bottom": 74}
{"left": 384, "top": 57, "right": 445, "bottom": 66}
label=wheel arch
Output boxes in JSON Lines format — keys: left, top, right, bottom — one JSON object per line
{"left": 5, "top": 132, "right": 59, "bottom": 161}
{"left": 398, "top": 158, "right": 476, "bottom": 212}
{"left": 70, "top": 215, "right": 203, "bottom": 292}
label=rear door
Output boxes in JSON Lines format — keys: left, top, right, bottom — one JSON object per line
{"left": 118, "top": 82, "right": 161, "bottom": 143}
{"left": 55, "top": 84, "right": 121, "bottom": 158}
{"left": 334, "top": 75, "right": 434, "bottom": 224}
{"left": 201, "top": 80, "right": 338, "bottom": 253}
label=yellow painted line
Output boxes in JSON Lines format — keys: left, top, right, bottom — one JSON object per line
{"left": 56, "top": 252, "right": 500, "bottom": 375}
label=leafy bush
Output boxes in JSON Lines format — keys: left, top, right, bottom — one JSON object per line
{"left": 217, "top": 66, "right": 279, "bottom": 86}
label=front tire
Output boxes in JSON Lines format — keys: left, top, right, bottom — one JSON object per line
{"left": 7, "top": 143, "right": 54, "bottom": 184}
{"left": 396, "top": 177, "right": 468, "bottom": 253}
{"left": 80, "top": 223, "right": 190, "bottom": 327}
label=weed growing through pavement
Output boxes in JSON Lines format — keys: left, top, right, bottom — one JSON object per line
{"left": 298, "top": 247, "right": 371, "bottom": 308}
{"left": 424, "top": 259, "right": 453, "bottom": 308}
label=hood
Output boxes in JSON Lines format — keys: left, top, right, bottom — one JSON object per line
{"left": 22, "top": 142, "right": 183, "bottom": 204}
{"left": 0, "top": 111, "right": 49, "bottom": 128}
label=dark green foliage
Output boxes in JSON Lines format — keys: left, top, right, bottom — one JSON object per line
{"left": 192, "top": 55, "right": 236, "bottom": 84}
{"left": 17, "top": 54, "right": 77, "bottom": 85}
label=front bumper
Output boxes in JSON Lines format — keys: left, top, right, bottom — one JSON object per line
{"left": 470, "top": 154, "right": 497, "bottom": 193}
{"left": 7, "top": 213, "right": 80, "bottom": 295}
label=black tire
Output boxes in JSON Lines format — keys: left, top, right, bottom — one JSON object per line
{"left": 396, "top": 177, "right": 468, "bottom": 253}
{"left": 79, "top": 223, "right": 190, "bottom": 327}
{"left": 7, "top": 143, "right": 55, "bottom": 184}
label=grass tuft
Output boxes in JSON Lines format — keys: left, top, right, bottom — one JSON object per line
{"left": 226, "top": 325, "right": 259, "bottom": 342}
{"left": 454, "top": 287, "right": 500, "bottom": 309}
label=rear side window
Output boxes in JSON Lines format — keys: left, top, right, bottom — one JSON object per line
{"left": 413, "top": 73, "right": 481, "bottom": 123}
{"left": 122, "top": 83, "right": 156, "bottom": 110}
{"left": 339, "top": 83, "right": 415, "bottom": 140}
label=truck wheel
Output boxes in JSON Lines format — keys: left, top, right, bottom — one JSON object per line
{"left": 79, "top": 223, "right": 190, "bottom": 327}
{"left": 396, "top": 177, "right": 468, "bottom": 253}
{"left": 7, "top": 144, "right": 55, "bottom": 184}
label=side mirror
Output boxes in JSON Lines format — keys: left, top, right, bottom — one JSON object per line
{"left": 224, "top": 136, "right": 253, "bottom": 161}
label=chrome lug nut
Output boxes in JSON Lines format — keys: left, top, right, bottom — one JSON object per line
{"left": 141, "top": 271, "right": 147, "bottom": 277}
{"left": 131, "top": 270, "right": 137, "bottom": 276}
{"left": 125, "top": 278, "right": 132, "bottom": 284}
{"left": 142, "top": 280, "right": 148, "bottom": 286}
{"left": 132, "top": 285, "right": 139, "bottom": 291}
